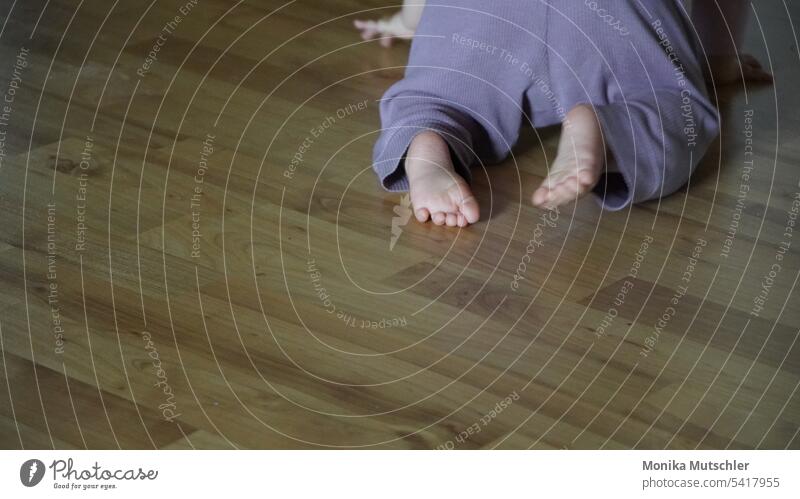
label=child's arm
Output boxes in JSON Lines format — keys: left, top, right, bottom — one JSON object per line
{"left": 691, "top": 0, "right": 772, "bottom": 84}
{"left": 354, "top": 1, "right": 425, "bottom": 48}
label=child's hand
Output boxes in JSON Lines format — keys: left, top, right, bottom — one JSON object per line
{"left": 706, "top": 53, "right": 773, "bottom": 86}
{"left": 354, "top": 12, "right": 415, "bottom": 48}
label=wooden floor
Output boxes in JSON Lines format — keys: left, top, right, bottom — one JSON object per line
{"left": 0, "top": 0, "right": 798, "bottom": 449}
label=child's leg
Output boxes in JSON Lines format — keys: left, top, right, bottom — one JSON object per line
{"left": 373, "top": 1, "right": 547, "bottom": 225}
{"left": 532, "top": 0, "right": 720, "bottom": 210}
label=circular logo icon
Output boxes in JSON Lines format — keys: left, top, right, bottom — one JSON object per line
{"left": 20, "top": 459, "right": 45, "bottom": 487}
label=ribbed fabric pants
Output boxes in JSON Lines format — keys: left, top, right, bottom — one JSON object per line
{"left": 371, "top": 0, "right": 720, "bottom": 210}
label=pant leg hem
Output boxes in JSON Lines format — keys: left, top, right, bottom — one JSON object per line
{"left": 591, "top": 102, "right": 656, "bottom": 211}
{"left": 373, "top": 122, "right": 476, "bottom": 192}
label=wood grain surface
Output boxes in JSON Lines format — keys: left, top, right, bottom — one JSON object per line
{"left": 0, "top": 0, "right": 798, "bottom": 449}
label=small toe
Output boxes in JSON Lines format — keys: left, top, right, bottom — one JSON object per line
{"left": 457, "top": 214, "right": 467, "bottom": 227}
{"left": 532, "top": 186, "right": 550, "bottom": 207}
{"left": 460, "top": 196, "right": 480, "bottom": 224}
{"left": 432, "top": 212, "right": 446, "bottom": 225}
{"left": 415, "top": 208, "right": 430, "bottom": 223}
{"left": 445, "top": 213, "right": 457, "bottom": 227}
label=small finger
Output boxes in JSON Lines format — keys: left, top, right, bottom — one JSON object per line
{"left": 354, "top": 20, "right": 379, "bottom": 40}
{"left": 354, "top": 19, "right": 376, "bottom": 29}
{"left": 358, "top": 29, "right": 376, "bottom": 41}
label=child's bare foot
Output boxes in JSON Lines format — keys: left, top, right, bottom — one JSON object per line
{"left": 532, "top": 104, "right": 604, "bottom": 209}
{"left": 405, "top": 131, "right": 480, "bottom": 227}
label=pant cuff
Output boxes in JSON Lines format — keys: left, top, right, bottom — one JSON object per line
{"left": 372, "top": 121, "right": 476, "bottom": 192}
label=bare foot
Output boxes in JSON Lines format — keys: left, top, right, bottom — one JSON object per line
{"left": 532, "top": 104, "right": 604, "bottom": 209}
{"left": 405, "top": 131, "right": 480, "bottom": 227}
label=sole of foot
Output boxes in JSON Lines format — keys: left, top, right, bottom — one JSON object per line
{"left": 532, "top": 104, "right": 605, "bottom": 209}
